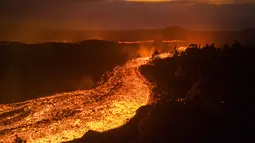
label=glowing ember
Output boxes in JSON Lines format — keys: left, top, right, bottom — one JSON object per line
{"left": 0, "top": 54, "right": 170, "bottom": 143}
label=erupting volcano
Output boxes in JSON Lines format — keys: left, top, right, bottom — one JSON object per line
{"left": 0, "top": 53, "right": 170, "bottom": 143}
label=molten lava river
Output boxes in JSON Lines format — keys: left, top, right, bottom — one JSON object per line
{"left": 0, "top": 53, "right": 170, "bottom": 143}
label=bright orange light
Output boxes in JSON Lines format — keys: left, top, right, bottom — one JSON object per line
{"left": 208, "top": 0, "right": 234, "bottom": 5}
{"left": 177, "top": 46, "right": 188, "bottom": 52}
{"left": 117, "top": 40, "right": 182, "bottom": 44}
{"left": 126, "top": 0, "right": 170, "bottom": 2}
{"left": 138, "top": 46, "right": 157, "bottom": 57}
{"left": 118, "top": 40, "right": 154, "bottom": 44}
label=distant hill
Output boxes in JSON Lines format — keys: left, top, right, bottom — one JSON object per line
{"left": 1, "top": 27, "right": 255, "bottom": 45}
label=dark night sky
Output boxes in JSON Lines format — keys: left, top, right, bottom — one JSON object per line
{"left": 1, "top": 0, "right": 255, "bottom": 31}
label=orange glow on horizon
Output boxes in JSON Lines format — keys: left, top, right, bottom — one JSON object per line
{"left": 208, "top": 0, "right": 234, "bottom": 5}
{"left": 126, "top": 0, "right": 170, "bottom": 2}
{"left": 118, "top": 40, "right": 182, "bottom": 44}
{"left": 118, "top": 40, "right": 154, "bottom": 44}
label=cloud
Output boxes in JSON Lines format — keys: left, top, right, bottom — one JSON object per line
{"left": 0, "top": 0, "right": 255, "bottom": 31}
{"left": 126, "top": 0, "right": 255, "bottom": 4}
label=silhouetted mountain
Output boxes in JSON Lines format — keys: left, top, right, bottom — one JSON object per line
{"left": 2, "top": 27, "right": 255, "bottom": 45}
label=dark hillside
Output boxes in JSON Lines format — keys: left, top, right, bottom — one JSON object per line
{"left": 139, "top": 42, "right": 255, "bottom": 143}
{"left": 0, "top": 40, "right": 128, "bottom": 104}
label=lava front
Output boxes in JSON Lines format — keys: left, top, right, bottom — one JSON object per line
{"left": 0, "top": 54, "right": 170, "bottom": 143}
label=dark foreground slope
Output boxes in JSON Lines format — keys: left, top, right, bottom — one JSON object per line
{"left": 139, "top": 43, "right": 255, "bottom": 143}
{"left": 68, "top": 43, "right": 255, "bottom": 143}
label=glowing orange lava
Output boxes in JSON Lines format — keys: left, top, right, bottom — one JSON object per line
{"left": 117, "top": 40, "right": 182, "bottom": 44}
{"left": 117, "top": 40, "right": 154, "bottom": 44}
{"left": 177, "top": 46, "right": 188, "bottom": 52}
{"left": 0, "top": 53, "right": 171, "bottom": 143}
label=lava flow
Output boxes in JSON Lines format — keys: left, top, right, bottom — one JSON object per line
{"left": 0, "top": 53, "right": 170, "bottom": 143}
